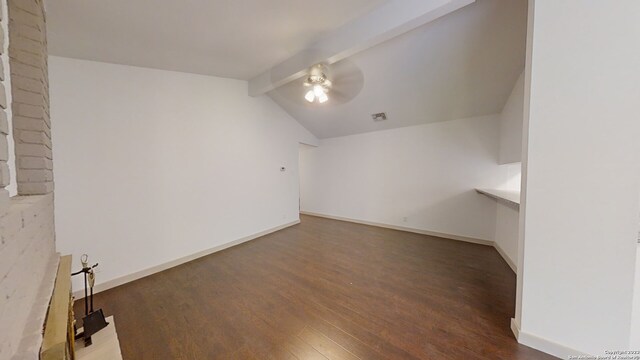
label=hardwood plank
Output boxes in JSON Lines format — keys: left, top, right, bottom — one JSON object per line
{"left": 75, "top": 215, "right": 557, "bottom": 360}
{"left": 298, "top": 326, "right": 361, "bottom": 360}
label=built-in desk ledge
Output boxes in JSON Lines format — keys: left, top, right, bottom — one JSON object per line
{"left": 475, "top": 188, "right": 520, "bottom": 207}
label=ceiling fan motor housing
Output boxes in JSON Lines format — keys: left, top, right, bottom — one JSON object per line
{"left": 305, "top": 64, "right": 331, "bottom": 88}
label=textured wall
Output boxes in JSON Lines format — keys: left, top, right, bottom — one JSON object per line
{"left": 0, "top": 0, "right": 10, "bottom": 206}
{"left": 0, "top": 0, "right": 57, "bottom": 359}
{"left": 9, "top": 0, "right": 52, "bottom": 195}
{"left": 0, "top": 195, "right": 57, "bottom": 359}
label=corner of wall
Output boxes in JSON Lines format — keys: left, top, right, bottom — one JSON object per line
{"left": 296, "top": 121, "right": 319, "bottom": 147}
{"left": 0, "top": 0, "right": 57, "bottom": 358}
{"left": 498, "top": 71, "right": 525, "bottom": 165}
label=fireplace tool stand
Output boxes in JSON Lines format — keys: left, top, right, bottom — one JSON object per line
{"left": 71, "top": 254, "right": 108, "bottom": 346}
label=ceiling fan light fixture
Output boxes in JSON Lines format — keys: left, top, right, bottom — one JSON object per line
{"left": 305, "top": 90, "right": 316, "bottom": 102}
{"left": 303, "top": 64, "right": 331, "bottom": 104}
{"left": 313, "top": 85, "right": 325, "bottom": 97}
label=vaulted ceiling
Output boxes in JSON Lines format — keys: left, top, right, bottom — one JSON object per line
{"left": 46, "top": 0, "right": 527, "bottom": 139}
{"left": 268, "top": 0, "right": 527, "bottom": 138}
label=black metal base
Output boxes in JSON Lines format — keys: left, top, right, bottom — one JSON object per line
{"left": 82, "top": 309, "right": 109, "bottom": 346}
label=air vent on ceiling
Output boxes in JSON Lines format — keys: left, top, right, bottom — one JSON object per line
{"left": 371, "top": 112, "right": 387, "bottom": 121}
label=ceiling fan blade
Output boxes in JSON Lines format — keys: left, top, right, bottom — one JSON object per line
{"left": 329, "top": 61, "right": 365, "bottom": 105}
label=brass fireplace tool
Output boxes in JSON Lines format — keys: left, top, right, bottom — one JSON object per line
{"left": 72, "top": 254, "right": 108, "bottom": 346}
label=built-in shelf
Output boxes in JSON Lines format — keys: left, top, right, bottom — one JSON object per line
{"left": 476, "top": 188, "right": 520, "bottom": 206}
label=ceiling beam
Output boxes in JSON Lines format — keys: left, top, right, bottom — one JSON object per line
{"left": 248, "top": 0, "right": 475, "bottom": 96}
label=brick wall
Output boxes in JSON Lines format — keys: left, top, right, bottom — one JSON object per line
{"left": 0, "top": 0, "right": 9, "bottom": 205}
{"left": 9, "top": 0, "right": 52, "bottom": 195}
{"left": 0, "top": 0, "right": 57, "bottom": 359}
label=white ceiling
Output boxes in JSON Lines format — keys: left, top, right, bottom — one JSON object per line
{"left": 268, "top": 0, "right": 527, "bottom": 138}
{"left": 46, "top": 0, "right": 386, "bottom": 80}
{"left": 47, "top": 0, "right": 526, "bottom": 139}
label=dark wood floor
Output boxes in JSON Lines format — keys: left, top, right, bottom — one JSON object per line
{"left": 75, "top": 215, "right": 556, "bottom": 359}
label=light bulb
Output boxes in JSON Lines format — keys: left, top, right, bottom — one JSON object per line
{"left": 318, "top": 92, "right": 329, "bottom": 103}
{"left": 313, "top": 85, "right": 325, "bottom": 97}
{"left": 305, "top": 90, "right": 315, "bottom": 102}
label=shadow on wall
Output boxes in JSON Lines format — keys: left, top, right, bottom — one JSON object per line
{"left": 497, "top": 162, "right": 521, "bottom": 191}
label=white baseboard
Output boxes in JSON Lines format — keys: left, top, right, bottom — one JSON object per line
{"left": 300, "top": 211, "right": 494, "bottom": 246}
{"left": 74, "top": 220, "right": 300, "bottom": 299}
{"left": 514, "top": 324, "right": 591, "bottom": 359}
{"left": 512, "top": 318, "right": 592, "bottom": 359}
{"left": 494, "top": 242, "right": 517, "bottom": 272}
{"left": 510, "top": 318, "right": 520, "bottom": 339}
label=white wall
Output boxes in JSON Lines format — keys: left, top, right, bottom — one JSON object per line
{"left": 49, "top": 56, "right": 317, "bottom": 291}
{"left": 494, "top": 200, "right": 518, "bottom": 269}
{"left": 516, "top": 1, "right": 640, "bottom": 356}
{"left": 300, "top": 115, "right": 507, "bottom": 242}
{"left": 498, "top": 72, "right": 524, "bottom": 165}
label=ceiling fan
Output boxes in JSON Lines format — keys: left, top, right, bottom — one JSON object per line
{"left": 271, "top": 60, "right": 364, "bottom": 106}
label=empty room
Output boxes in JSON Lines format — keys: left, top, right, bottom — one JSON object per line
{"left": 1, "top": 0, "right": 639, "bottom": 359}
